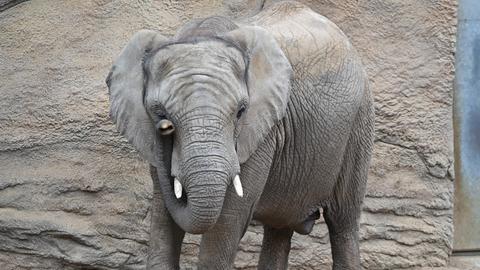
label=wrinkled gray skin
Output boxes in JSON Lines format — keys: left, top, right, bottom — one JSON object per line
{"left": 106, "top": 2, "right": 374, "bottom": 270}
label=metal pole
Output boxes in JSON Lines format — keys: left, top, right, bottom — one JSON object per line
{"left": 454, "top": 0, "right": 480, "bottom": 252}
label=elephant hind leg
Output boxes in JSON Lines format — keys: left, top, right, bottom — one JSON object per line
{"left": 324, "top": 83, "right": 373, "bottom": 269}
{"left": 323, "top": 144, "right": 365, "bottom": 270}
{"left": 323, "top": 96, "right": 373, "bottom": 270}
{"left": 323, "top": 159, "right": 364, "bottom": 270}
{"left": 258, "top": 226, "right": 294, "bottom": 270}
{"left": 323, "top": 206, "right": 361, "bottom": 270}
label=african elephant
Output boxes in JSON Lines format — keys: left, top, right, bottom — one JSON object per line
{"left": 106, "top": 1, "right": 374, "bottom": 269}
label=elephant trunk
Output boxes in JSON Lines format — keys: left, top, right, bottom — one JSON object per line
{"left": 158, "top": 171, "right": 229, "bottom": 234}
{"left": 182, "top": 170, "right": 229, "bottom": 232}
{"left": 156, "top": 124, "right": 237, "bottom": 234}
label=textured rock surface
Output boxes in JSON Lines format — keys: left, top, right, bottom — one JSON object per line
{"left": 0, "top": 0, "right": 456, "bottom": 269}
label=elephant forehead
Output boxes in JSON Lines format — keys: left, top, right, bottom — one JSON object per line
{"left": 150, "top": 41, "right": 245, "bottom": 78}
{"left": 157, "top": 77, "right": 245, "bottom": 117}
{"left": 144, "top": 42, "right": 248, "bottom": 116}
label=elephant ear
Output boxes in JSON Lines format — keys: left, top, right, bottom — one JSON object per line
{"left": 106, "top": 30, "right": 168, "bottom": 166}
{"left": 224, "top": 26, "right": 292, "bottom": 163}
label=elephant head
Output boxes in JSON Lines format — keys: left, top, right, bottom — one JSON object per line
{"left": 106, "top": 24, "right": 291, "bottom": 234}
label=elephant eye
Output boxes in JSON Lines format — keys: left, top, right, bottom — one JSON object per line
{"left": 236, "top": 107, "right": 246, "bottom": 119}
{"left": 156, "top": 119, "right": 175, "bottom": 136}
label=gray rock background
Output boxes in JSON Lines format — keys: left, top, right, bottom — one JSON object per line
{"left": 0, "top": 0, "right": 456, "bottom": 269}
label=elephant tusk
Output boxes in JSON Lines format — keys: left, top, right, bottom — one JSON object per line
{"left": 174, "top": 178, "right": 182, "bottom": 199}
{"left": 233, "top": 175, "right": 243, "bottom": 197}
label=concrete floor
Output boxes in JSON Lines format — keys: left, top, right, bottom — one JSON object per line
{"left": 433, "top": 255, "right": 480, "bottom": 270}
{"left": 416, "top": 256, "right": 480, "bottom": 270}
{"left": 448, "top": 256, "right": 480, "bottom": 270}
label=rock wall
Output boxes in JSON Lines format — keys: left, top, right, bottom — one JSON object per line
{"left": 0, "top": 0, "right": 456, "bottom": 269}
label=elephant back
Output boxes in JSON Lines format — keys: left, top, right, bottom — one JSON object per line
{"left": 246, "top": 1, "right": 368, "bottom": 115}
{"left": 174, "top": 16, "right": 239, "bottom": 42}
{"left": 247, "top": 1, "right": 364, "bottom": 84}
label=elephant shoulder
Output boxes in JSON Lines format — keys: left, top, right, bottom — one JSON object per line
{"left": 249, "top": 1, "right": 354, "bottom": 71}
{"left": 249, "top": 2, "right": 368, "bottom": 109}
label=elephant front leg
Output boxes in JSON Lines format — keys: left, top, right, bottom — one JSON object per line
{"left": 148, "top": 166, "right": 185, "bottom": 270}
{"left": 196, "top": 190, "right": 255, "bottom": 270}
{"left": 258, "top": 226, "right": 294, "bottom": 270}
{"left": 197, "top": 154, "right": 274, "bottom": 269}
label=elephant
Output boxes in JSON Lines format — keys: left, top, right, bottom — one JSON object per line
{"left": 106, "top": 1, "right": 374, "bottom": 269}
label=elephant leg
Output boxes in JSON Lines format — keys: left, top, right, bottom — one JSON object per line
{"left": 148, "top": 166, "right": 185, "bottom": 270}
{"left": 323, "top": 100, "right": 373, "bottom": 270}
{"left": 196, "top": 204, "right": 253, "bottom": 270}
{"left": 196, "top": 144, "right": 275, "bottom": 270}
{"left": 323, "top": 207, "right": 361, "bottom": 270}
{"left": 324, "top": 211, "right": 360, "bottom": 270}
{"left": 323, "top": 156, "right": 365, "bottom": 270}
{"left": 196, "top": 175, "right": 260, "bottom": 270}
{"left": 257, "top": 226, "right": 294, "bottom": 270}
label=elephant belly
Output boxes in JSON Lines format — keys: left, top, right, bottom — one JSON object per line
{"left": 254, "top": 74, "right": 356, "bottom": 227}
{"left": 253, "top": 159, "right": 338, "bottom": 229}
{"left": 253, "top": 108, "right": 349, "bottom": 228}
